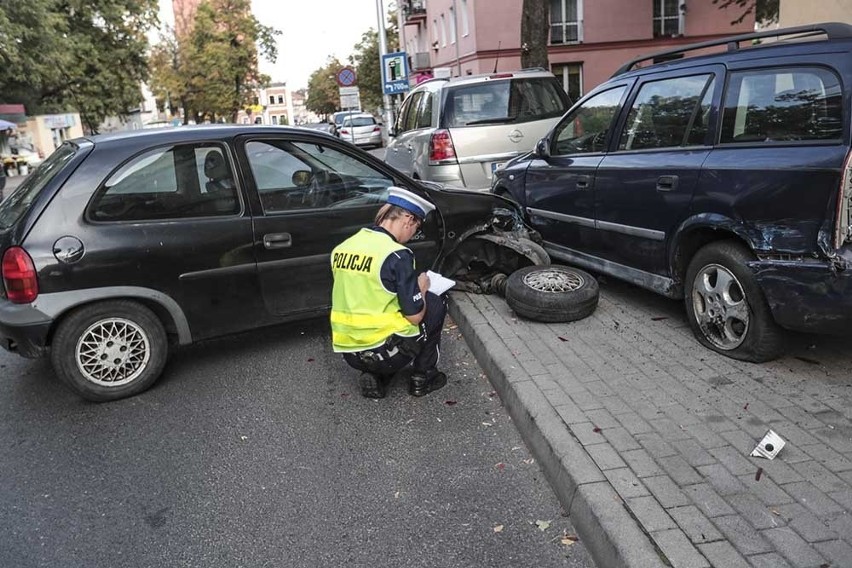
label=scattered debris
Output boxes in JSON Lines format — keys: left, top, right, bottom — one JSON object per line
{"left": 496, "top": 462, "right": 506, "bottom": 471}
{"left": 795, "top": 356, "right": 821, "bottom": 365}
{"left": 405, "top": 418, "right": 414, "bottom": 425}
{"left": 560, "top": 533, "right": 578, "bottom": 546}
{"left": 240, "top": 436, "right": 247, "bottom": 441}
{"left": 488, "top": 391, "right": 497, "bottom": 398}
{"left": 523, "top": 458, "right": 535, "bottom": 465}
{"left": 651, "top": 316, "right": 668, "bottom": 321}
{"left": 558, "top": 336, "right": 569, "bottom": 342}
{"left": 592, "top": 426, "right": 602, "bottom": 433}
{"left": 511, "top": 446, "right": 522, "bottom": 451}
{"left": 340, "top": 393, "right": 350, "bottom": 398}
{"left": 751, "top": 430, "right": 786, "bottom": 460}
{"left": 493, "top": 525, "right": 504, "bottom": 533}
{"left": 755, "top": 467, "right": 764, "bottom": 481}
{"left": 535, "top": 520, "right": 551, "bottom": 531}
{"left": 482, "top": 422, "right": 493, "bottom": 427}
{"left": 445, "top": 400, "right": 458, "bottom": 406}
{"left": 743, "top": 402, "right": 750, "bottom": 411}
{"left": 307, "top": 358, "right": 315, "bottom": 362}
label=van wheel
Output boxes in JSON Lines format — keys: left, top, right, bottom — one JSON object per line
{"left": 50, "top": 300, "right": 168, "bottom": 402}
{"left": 685, "top": 241, "right": 784, "bottom": 362}
{"left": 505, "top": 265, "right": 599, "bottom": 323}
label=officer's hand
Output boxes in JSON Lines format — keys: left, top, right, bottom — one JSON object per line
{"left": 418, "top": 272, "right": 430, "bottom": 295}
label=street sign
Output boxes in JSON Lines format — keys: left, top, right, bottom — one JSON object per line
{"left": 339, "top": 86, "right": 361, "bottom": 110}
{"left": 381, "top": 52, "right": 410, "bottom": 95}
{"left": 336, "top": 67, "right": 357, "bottom": 88}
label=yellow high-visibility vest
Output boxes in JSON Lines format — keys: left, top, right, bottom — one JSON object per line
{"left": 330, "top": 228, "right": 420, "bottom": 352}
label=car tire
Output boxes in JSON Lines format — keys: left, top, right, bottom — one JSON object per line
{"left": 505, "top": 265, "right": 599, "bottom": 323}
{"left": 684, "top": 240, "right": 785, "bottom": 363}
{"left": 50, "top": 300, "right": 169, "bottom": 402}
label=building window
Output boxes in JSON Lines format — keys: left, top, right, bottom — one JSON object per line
{"left": 252, "top": 96, "right": 259, "bottom": 106}
{"left": 278, "top": 95, "right": 284, "bottom": 104}
{"left": 653, "top": 0, "right": 682, "bottom": 37}
{"left": 269, "top": 95, "right": 275, "bottom": 104}
{"left": 550, "top": 0, "right": 582, "bottom": 44}
{"left": 449, "top": 7, "right": 456, "bottom": 44}
{"left": 442, "top": 14, "right": 449, "bottom": 47}
{"left": 553, "top": 63, "right": 583, "bottom": 104}
{"left": 461, "top": 0, "right": 469, "bottom": 36}
{"left": 272, "top": 115, "right": 278, "bottom": 125}
{"left": 432, "top": 19, "right": 439, "bottom": 47}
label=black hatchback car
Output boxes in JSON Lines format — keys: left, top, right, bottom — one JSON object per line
{"left": 0, "top": 126, "right": 543, "bottom": 401}
{"left": 493, "top": 23, "right": 852, "bottom": 363}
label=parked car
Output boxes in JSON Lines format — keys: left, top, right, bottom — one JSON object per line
{"left": 385, "top": 68, "right": 571, "bottom": 190}
{"left": 300, "top": 121, "right": 338, "bottom": 137}
{"left": 332, "top": 110, "right": 359, "bottom": 136}
{"left": 492, "top": 22, "right": 852, "bottom": 363}
{"left": 0, "top": 125, "right": 545, "bottom": 401}
{"left": 339, "top": 113, "right": 383, "bottom": 149}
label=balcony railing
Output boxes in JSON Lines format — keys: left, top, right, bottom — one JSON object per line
{"left": 403, "top": 0, "right": 427, "bottom": 23}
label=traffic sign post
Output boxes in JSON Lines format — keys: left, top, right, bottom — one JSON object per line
{"left": 381, "top": 52, "right": 410, "bottom": 96}
{"left": 339, "top": 86, "right": 361, "bottom": 111}
{"left": 336, "top": 67, "right": 358, "bottom": 88}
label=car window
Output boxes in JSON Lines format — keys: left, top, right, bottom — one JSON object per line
{"left": 245, "top": 140, "right": 394, "bottom": 212}
{"left": 342, "top": 116, "right": 376, "bottom": 127}
{"left": 443, "top": 77, "right": 569, "bottom": 128}
{"left": 417, "top": 92, "right": 434, "bottom": 129}
{"left": 720, "top": 67, "right": 843, "bottom": 144}
{"left": 395, "top": 95, "right": 413, "bottom": 134}
{"left": 404, "top": 92, "right": 424, "bottom": 132}
{"left": 0, "top": 143, "right": 76, "bottom": 230}
{"left": 89, "top": 144, "right": 239, "bottom": 222}
{"left": 553, "top": 86, "right": 626, "bottom": 155}
{"left": 618, "top": 74, "right": 714, "bottom": 151}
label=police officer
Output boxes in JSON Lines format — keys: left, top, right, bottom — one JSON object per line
{"left": 331, "top": 187, "right": 448, "bottom": 399}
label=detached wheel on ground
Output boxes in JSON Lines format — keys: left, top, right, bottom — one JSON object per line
{"left": 505, "top": 265, "right": 599, "bottom": 323}
{"left": 50, "top": 300, "right": 169, "bottom": 402}
{"left": 684, "top": 240, "right": 785, "bottom": 363}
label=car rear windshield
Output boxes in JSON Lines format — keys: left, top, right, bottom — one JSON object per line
{"left": 0, "top": 143, "right": 77, "bottom": 230}
{"left": 343, "top": 116, "right": 376, "bottom": 127}
{"left": 443, "top": 77, "right": 571, "bottom": 128}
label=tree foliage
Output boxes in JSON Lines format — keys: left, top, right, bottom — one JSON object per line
{"left": 0, "top": 0, "right": 158, "bottom": 133}
{"left": 349, "top": 13, "right": 399, "bottom": 113}
{"left": 713, "top": 0, "right": 779, "bottom": 25}
{"left": 148, "top": 0, "right": 279, "bottom": 124}
{"left": 520, "top": 0, "right": 549, "bottom": 70}
{"left": 305, "top": 57, "right": 344, "bottom": 118}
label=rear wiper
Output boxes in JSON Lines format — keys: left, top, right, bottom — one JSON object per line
{"left": 465, "top": 116, "right": 516, "bottom": 126}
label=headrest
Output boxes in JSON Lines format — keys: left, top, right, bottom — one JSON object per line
{"left": 386, "top": 186, "right": 436, "bottom": 221}
{"left": 204, "top": 150, "right": 228, "bottom": 180}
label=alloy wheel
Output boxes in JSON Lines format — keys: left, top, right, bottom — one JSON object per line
{"left": 691, "top": 263, "right": 750, "bottom": 350}
{"left": 75, "top": 318, "right": 151, "bottom": 386}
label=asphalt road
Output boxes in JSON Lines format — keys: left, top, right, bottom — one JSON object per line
{"left": 0, "top": 315, "right": 595, "bottom": 568}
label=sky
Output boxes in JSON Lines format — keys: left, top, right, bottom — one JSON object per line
{"left": 156, "top": 0, "right": 388, "bottom": 90}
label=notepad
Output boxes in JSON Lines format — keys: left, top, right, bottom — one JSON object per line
{"left": 427, "top": 270, "right": 456, "bottom": 295}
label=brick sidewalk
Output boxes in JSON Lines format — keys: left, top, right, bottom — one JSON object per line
{"left": 449, "top": 278, "right": 852, "bottom": 568}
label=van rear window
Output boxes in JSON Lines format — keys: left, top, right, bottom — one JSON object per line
{"left": 443, "top": 78, "right": 570, "bottom": 128}
{"left": 0, "top": 143, "right": 77, "bottom": 230}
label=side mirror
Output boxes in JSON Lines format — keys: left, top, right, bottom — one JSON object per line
{"left": 292, "top": 170, "right": 312, "bottom": 188}
{"left": 387, "top": 127, "right": 397, "bottom": 138}
{"left": 534, "top": 137, "right": 550, "bottom": 159}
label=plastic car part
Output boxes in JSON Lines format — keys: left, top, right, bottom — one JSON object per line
{"left": 684, "top": 240, "right": 784, "bottom": 362}
{"left": 505, "top": 265, "right": 599, "bottom": 323}
{"left": 50, "top": 300, "right": 168, "bottom": 402}
{"left": 441, "top": 233, "right": 549, "bottom": 294}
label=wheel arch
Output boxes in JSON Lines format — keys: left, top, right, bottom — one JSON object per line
{"left": 38, "top": 287, "right": 191, "bottom": 347}
{"left": 671, "top": 215, "right": 758, "bottom": 285}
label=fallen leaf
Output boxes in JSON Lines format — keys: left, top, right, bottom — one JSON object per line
{"left": 651, "top": 316, "right": 668, "bottom": 321}
{"left": 307, "top": 358, "right": 315, "bottom": 362}
{"left": 561, "top": 534, "right": 578, "bottom": 546}
{"left": 496, "top": 462, "right": 505, "bottom": 471}
{"left": 535, "top": 520, "right": 551, "bottom": 531}
{"left": 557, "top": 336, "right": 568, "bottom": 342}
{"left": 394, "top": 491, "right": 400, "bottom": 499}
{"left": 755, "top": 467, "right": 764, "bottom": 481}
{"left": 592, "top": 426, "right": 602, "bottom": 433}
{"left": 743, "top": 402, "right": 750, "bottom": 411}
{"left": 493, "top": 525, "right": 504, "bottom": 533}
{"left": 444, "top": 400, "right": 458, "bottom": 406}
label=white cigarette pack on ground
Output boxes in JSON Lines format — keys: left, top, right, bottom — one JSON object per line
{"left": 751, "top": 430, "right": 786, "bottom": 460}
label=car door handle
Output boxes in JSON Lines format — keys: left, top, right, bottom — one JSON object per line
{"left": 657, "top": 175, "right": 679, "bottom": 192}
{"left": 576, "top": 175, "right": 591, "bottom": 190}
{"left": 263, "top": 233, "right": 292, "bottom": 249}
{"left": 406, "top": 144, "right": 413, "bottom": 153}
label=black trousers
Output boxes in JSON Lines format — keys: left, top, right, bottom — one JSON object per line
{"left": 342, "top": 292, "right": 447, "bottom": 378}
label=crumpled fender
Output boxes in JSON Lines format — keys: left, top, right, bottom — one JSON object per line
{"left": 471, "top": 233, "right": 550, "bottom": 266}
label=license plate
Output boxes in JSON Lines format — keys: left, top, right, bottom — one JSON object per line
{"left": 491, "top": 161, "right": 506, "bottom": 174}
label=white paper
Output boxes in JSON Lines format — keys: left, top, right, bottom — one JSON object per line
{"left": 427, "top": 270, "right": 456, "bottom": 295}
{"left": 750, "top": 430, "right": 786, "bottom": 460}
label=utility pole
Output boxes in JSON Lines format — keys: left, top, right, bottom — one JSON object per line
{"left": 375, "top": 0, "right": 394, "bottom": 132}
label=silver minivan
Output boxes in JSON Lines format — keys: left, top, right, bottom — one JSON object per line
{"left": 385, "top": 69, "right": 571, "bottom": 190}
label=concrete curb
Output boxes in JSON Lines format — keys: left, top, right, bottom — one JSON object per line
{"left": 448, "top": 293, "right": 666, "bottom": 568}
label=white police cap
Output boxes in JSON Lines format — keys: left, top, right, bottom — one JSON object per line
{"left": 386, "top": 186, "right": 436, "bottom": 221}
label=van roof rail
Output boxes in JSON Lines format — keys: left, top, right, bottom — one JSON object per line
{"left": 611, "top": 22, "right": 852, "bottom": 77}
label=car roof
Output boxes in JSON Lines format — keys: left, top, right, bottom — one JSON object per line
{"left": 78, "top": 125, "right": 312, "bottom": 147}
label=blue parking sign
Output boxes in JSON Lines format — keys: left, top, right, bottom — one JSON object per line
{"left": 381, "top": 52, "right": 410, "bottom": 95}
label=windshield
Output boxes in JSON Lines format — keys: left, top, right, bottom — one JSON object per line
{"left": 443, "top": 77, "right": 570, "bottom": 128}
{"left": 0, "top": 143, "right": 77, "bottom": 229}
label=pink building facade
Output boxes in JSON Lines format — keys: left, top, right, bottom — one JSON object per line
{"left": 399, "top": 0, "right": 753, "bottom": 102}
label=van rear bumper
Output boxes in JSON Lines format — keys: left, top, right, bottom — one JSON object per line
{"left": 752, "top": 259, "right": 852, "bottom": 334}
{"left": 0, "top": 300, "right": 52, "bottom": 358}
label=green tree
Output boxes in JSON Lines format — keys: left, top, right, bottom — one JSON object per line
{"left": 349, "top": 11, "right": 399, "bottom": 113}
{"left": 520, "top": 0, "right": 549, "bottom": 70}
{"left": 306, "top": 57, "right": 345, "bottom": 118}
{"left": 0, "top": 0, "right": 158, "bottom": 133}
{"left": 713, "top": 0, "right": 779, "bottom": 25}
{"left": 148, "top": 0, "right": 279, "bottom": 124}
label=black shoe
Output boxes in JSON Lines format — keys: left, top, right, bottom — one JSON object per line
{"left": 359, "top": 373, "right": 387, "bottom": 399}
{"left": 409, "top": 371, "right": 447, "bottom": 397}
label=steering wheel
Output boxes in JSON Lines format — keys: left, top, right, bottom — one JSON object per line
{"left": 302, "top": 169, "right": 345, "bottom": 208}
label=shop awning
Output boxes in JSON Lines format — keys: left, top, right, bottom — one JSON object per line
{"left": 0, "top": 119, "right": 16, "bottom": 130}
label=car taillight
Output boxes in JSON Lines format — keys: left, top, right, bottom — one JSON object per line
{"left": 835, "top": 149, "right": 852, "bottom": 248}
{"left": 373, "top": 126, "right": 381, "bottom": 132}
{"left": 2, "top": 247, "right": 39, "bottom": 304}
{"left": 340, "top": 129, "right": 349, "bottom": 135}
{"left": 429, "top": 129, "right": 457, "bottom": 164}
